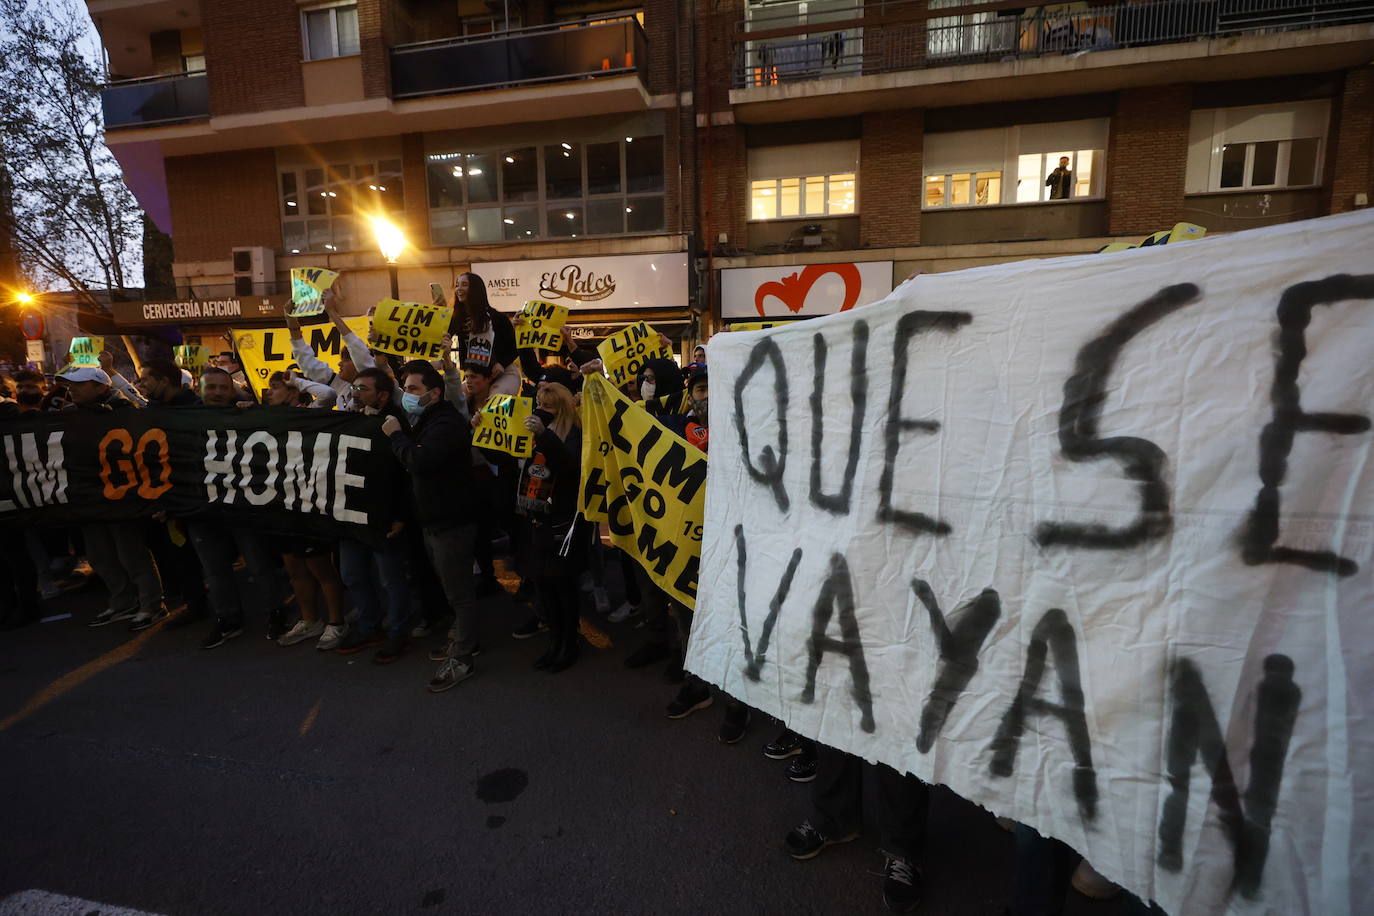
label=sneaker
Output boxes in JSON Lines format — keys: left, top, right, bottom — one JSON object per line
{"left": 592, "top": 586, "right": 610, "bottom": 616}
{"left": 624, "top": 641, "right": 672, "bottom": 669}
{"left": 783, "top": 821, "right": 859, "bottom": 860}
{"left": 335, "top": 630, "right": 384, "bottom": 655}
{"left": 1071, "top": 859, "right": 1121, "bottom": 900}
{"left": 786, "top": 754, "right": 819, "bottom": 783}
{"left": 882, "top": 855, "right": 923, "bottom": 913}
{"left": 265, "top": 607, "right": 290, "bottom": 641}
{"left": 428, "top": 655, "right": 475, "bottom": 693}
{"left": 718, "top": 705, "right": 751, "bottom": 744}
{"left": 373, "top": 637, "right": 406, "bottom": 664}
{"left": 428, "top": 640, "right": 455, "bottom": 662}
{"left": 129, "top": 608, "right": 168, "bottom": 632}
{"left": 201, "top": 619, "right": 245, "bottom": 650}
{"left": 763, "top": 729, "right": 807, "bottom": 760}
{"left": 511, "top": 617, "right": 548, "bottom": 640}
{"left": 278, "top": 619, "right": 325, "bottom": 647}
{"left": 666, "top": 686, "right": 713, "bottom": 720}
{"left": 410, "top": 622, "right": 432, "bottom": 639}
{"left": 88, "top": 605, "right": 137, "bottom": 628}
{"left": 608, "top": 601, "right": 639, "bottom": 623}
{"left": 316, "top": 623, "right": 347, "bottom": 650}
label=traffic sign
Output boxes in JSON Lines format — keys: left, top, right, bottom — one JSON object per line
{"left": 25, "top": 339, "right": 44, "bottom": 365}
{"left": 20, "top": 310, "right": 44, "bottom": 340}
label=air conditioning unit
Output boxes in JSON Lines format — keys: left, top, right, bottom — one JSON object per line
{"left": 231, "top": 246, "right": 276, "bottom": 297}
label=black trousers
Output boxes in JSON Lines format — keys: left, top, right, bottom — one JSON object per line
{"left": 812, "top": 744, "right": 929, "bottom": 862}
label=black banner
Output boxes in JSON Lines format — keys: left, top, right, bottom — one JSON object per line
{"left": 0, "top": 408, "right": 400, "bottom": 542}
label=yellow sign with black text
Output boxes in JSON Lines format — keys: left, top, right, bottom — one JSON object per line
{"left": 68, "top": 336, "right": 104, "bottom": 366}
{"left": 579, "top": 374, "right": 705, "bottom": 607}
{"left": 596, "top": 321, "right": 671, "bottom": 388}
{"left": 370, "top": 299, "right": 453, "bottom": 360}
{"left": 173, "top": 345, "right": 212, "bottom": 370}
{"left": 288, "top": 267, "right": 339, "bottom": 317}
{"left": 473, "top": 394, "right": 534, "bottom": 458}
{"left": 516, "top": 300, "right": 569, "bottom": 352}
{"left": 230, "top": 316, "right": 370, "bottom": 400}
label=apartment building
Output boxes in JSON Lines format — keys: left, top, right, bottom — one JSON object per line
{"left": 91, "top": 0, "right": 1374, "bottom": 340}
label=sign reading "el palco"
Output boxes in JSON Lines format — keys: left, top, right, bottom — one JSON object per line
{"left": 477, "top": 253, "right": 688, "bottom": 313}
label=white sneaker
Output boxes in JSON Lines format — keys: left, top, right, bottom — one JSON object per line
{"left": 316, "top": 623, "right": 347, "bottom": 650}
{"left": 410, "top": 622, "right": 432, "bottom": 639}
{"left": 278, "top": 619, "right": 325, "bottom": 647}
{"left": 592, "top": 586, "right": 610, "bottom": 616}
{"left": 608, "top": 601, "right": 639, "bottom": 623}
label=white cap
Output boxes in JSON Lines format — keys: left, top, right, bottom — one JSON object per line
{"left": 180, "top": 368, "right": 193, "bottom": 387}
{"left": 56, "top": 365, "right": 111, "bottom": 384}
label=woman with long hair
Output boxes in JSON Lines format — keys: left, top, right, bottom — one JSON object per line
{"left": 451, "top": 272, "right": 520, "bottom": 396}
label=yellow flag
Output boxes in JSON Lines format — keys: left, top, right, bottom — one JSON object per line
{"left": 579, "top": 373, "right": 706, "bottom": 607}
{"left": 231, "top": 316, "right": 370, "bottom": 401}
{"left": 473, "top": 394, "right": 535, "bottom": 459}
{"left": 516, "top": 300, "right": 570, "bottom": 352}
{"left": 596, "top": 321, "right": 671, "bottom": 388}
{"left": 370, "top": 299, "right": 453, "bottom": 360}
{"left": 68, "top": 336, "right": 104, "bottom": 366}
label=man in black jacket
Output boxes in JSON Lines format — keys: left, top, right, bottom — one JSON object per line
{"left": 138, "top": 358, "right": 201, "bottom": 407}
{"left": 382, "top": 361, "right": 479, "bottom": 691}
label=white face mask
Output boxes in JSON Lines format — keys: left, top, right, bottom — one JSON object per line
{"left": 640, "top": 380, "right": 656, "bottom": 400}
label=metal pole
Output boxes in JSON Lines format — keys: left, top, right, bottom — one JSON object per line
{"left": 388, "top": 264, "right": 399, "bottom": 300}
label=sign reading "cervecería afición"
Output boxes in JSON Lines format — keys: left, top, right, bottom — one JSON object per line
{"left": 113, "top": 296, "right": 289, "bottom": 327}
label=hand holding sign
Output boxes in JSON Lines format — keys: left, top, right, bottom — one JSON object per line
{"left": 370, "top": 299, "right": 454, "bottom": 360}
{"left": 473, "top": 394, "right": 534, "bottom": 458}
{"left": 515, "top": 300, "right": 570, "bottom": 352}
{"left": 596, "top": 321, "right": 671, "bottom": 388}
{"left": 68, "top": 337, "right": 104, "bottom": 367}
{"left": 288, "top": 267, "right": 340, "bottom": 318}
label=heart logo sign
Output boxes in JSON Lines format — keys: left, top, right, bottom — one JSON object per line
{"left": 754, "top": 263, "right": 863, "bottom": 317}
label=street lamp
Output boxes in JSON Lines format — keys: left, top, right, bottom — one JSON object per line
{"left": 370, "top": 215, "right": 406, "bottom": 299}
{"left": 15, "top": 291, "right": 34, "bottom": 305}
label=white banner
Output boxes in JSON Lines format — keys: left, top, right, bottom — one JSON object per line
{"left": 474, "top": 252, "right": 688, "bottom": 312}
{"left": 721, "top": 261, "right": 893, "bottom": 319}
{"left": 689, "top": 210, "right": 1374, "bottom": 916}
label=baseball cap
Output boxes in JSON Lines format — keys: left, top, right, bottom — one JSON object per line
{"left": 56, "top": 366, "right": 111, "bottom": 384}
{"left": 537, "top": 366, "right": 579, "bottom": 393}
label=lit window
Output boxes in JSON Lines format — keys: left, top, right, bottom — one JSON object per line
{"left": 302, "top": 3, "right": 360, "bottom": 61}
{"left": 279, "top": 158, "right": 402, "bottom": 253}
{"left": 749, "top": 174, "right": 860, "bottom": 219}
{"left": 923, "top": 171, "right": 1002, "bottom": 208}
{"left": 1014, "top": 151, "right": 1100, "bottom": 202}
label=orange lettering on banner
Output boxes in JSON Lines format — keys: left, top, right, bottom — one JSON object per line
{"left": 98, "top": 429, "right": 137, "bottom": 499}
{"left": 135, "top": 429, "right": 173, "bottom": 499}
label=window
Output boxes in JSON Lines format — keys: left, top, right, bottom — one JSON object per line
{"left": 279, "top": 159, "right": 402, "bottom": 254}
{"left": 1186, "top": 101, "right": 1330, "bottom": 193}
{"left": 748, "top": 140, "right": 858, "bottom": 220}
{"left": 302, "top": 2, "right": 360, "bottom": 61}
{"left": 922, "top": 119, "right": 1107, "bottom": 208}
{"left": 426, "top": 134, "right": 666, "bottom": 245}
{"left": 182, "top": 53, "right": 206, "bottom": 73}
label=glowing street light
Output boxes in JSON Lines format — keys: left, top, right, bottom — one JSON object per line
{"left": 14, "top": 291, "right": 34, "bottom": 305}
{"left": 370, "top": 216, "right": 406, "bottom": 299}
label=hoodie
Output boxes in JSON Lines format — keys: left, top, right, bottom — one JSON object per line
{"left": 640, "top": 357, "right": 686, "bottom": 417}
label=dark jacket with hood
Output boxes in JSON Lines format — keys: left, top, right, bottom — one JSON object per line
{"left": 387, "top": 398, "right": 474, "bottom": 530}
{"left": 640, "top": 357, "right": 687, "bottom": 417}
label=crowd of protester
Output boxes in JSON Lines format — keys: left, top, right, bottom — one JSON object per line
{"left": 0, "top": 273, "right": 1162, "bottom": 915}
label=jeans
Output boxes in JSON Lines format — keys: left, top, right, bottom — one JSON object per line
{"left": 82, "top": 522, "right": 164, "bottom": 614}
{"left": 338, "top": 537, "right": 414, "bottom": 640}
{"left": 422, "top": 523, "right": 478, "bottom": 657}
{"left": 188, "top": 522, "right": 287, "bottom": 624}
{"left": 812, "top": 745, "right": 929, "bottom": 863}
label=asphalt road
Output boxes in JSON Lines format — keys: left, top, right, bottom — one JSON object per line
{"left": 0, "top": 570, "right": 1129, "bottom": 916}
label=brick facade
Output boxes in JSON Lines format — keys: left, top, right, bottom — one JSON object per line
{"left": 1106, "top": 85, "right": 1191, "bottom": 235}
{"left": 359, "top": 0, "right": 392, "bottom": 99}
{"left": 399, "top": 132, "right": 429, "bottom": 246}
{"left": 165, "top": 149, "right": 282, "bottom": 263}
{"left": 1326, "top": 66, "right": 1374, "bottom": 214}
{"left": 202, "top": 0, "right": 305, "bottom": 115}
{"left": 860, "top": 110, "right": 923, "bottom": 249}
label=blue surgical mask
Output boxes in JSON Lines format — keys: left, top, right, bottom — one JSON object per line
{"left": 401, "top": 391, "right": 425, "bottom": 416}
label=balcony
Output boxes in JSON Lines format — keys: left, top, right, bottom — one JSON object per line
{"left": 731, "top": 0, "right": 1374, "bottom": 119}
{"left": 101, "top": 71, "right": 208, "bottom": 129}
{"left": 391, "top": 15, "right": 648, "bottom": 99}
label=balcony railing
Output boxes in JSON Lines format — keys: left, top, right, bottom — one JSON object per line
{"left": 735, "top": 0, "right": 1374, "bottom": 88}
{"left": 101, "top": 71, "right": 209, "bottom": 128}
{"left": 391, "top": 15, "right": 648, "bottom": 99}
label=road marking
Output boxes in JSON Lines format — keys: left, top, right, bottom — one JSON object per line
{"left": 0, "top": 617, "right": 171, "bottom": 733}
{"left": 579, "top": 618, "right": 612, "bottom": 649}
{"left": 0, "top": 889, "right": 166, "bottom": 915}
{"left": 299, "top": 698, "right": 322, "bottom": 736}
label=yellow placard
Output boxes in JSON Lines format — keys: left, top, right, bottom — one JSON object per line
{"left": 231, "top": 316, "right": 370, "bottom": 401}
{"left": 370, "top": 299, "right": 453, "bottom": 360}
{"left": 579, "top": 374, "right": 705, "bottom": 607}
{"left": 173, "top": 345, "right": 211, "bottom": 370}
{"left": 288, "top": 267, "right": 339, "bottom": 318}
{"left": 516, "top": 300, "right": 570, "bottom": 352}
{"left": 68, "top": 336, "right": 104, "bottom": 366}
{"left": 472, "top": 394, "right": 534, "bottom": 458}
{"left": 728, "top": 321, "right": 789, "bottom": 332}
{"left": 1099, "top": 222, "right": 1206, "bottom": 254}
{"left": 596, "top": 321, "right": 671, "bottom": 388}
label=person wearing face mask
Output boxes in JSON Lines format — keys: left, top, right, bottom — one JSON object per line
{"left": 382, "top": 361, "right": 481, "bottom": 692}
{"left": 450, "top": 272, "right": 520, "bottom": 397}
{"left": 287, "top": 287, "right": 377, "bottom": 412}
{"left": 637, "top": 357, "right": 687, "bottom": 417}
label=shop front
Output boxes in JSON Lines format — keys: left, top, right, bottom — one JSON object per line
{"left": 111, "top": 293, "right": 293, "bottom": 359}
{"left": 719, "top": 260, "right": 894, "bottom": 328}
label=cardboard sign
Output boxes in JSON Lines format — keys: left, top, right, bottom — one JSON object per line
{"left": 472, "top": 394, "right": 534, "bottom": 458}
{"left": 287, "top": 267, "right": 339, "bottom": 318}
{"left": 596, "top": 321, "right": 671, "bottom": 388}
{"left": 580, "top": 374, "right": 706, "bottom": 607}
{"left": 690, "top": 210, "right": 1374, "bottom": 916}
{"left": 231, "top": 316, "right": 371, "bottom": 400}
{"left": 173, "top": 345, "right": 211, "bottom": 370}
{"left": 68, "top": 337, "right": 104, "bottom": 366}
{"left": 370, "top": 299, "right": 453, "bottom": 360}
{"left": 516, "top": 300, "right": 569, "bottom": 352}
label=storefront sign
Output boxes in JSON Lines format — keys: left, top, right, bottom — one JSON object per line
{"left": 721, "top": 261, "right": 893, "bottom": 319}
{"left": 476, "top": 253, "right": 688, "bottom": 312}
{"left": 113, "top": 295, "right": 289, "bottom": 327}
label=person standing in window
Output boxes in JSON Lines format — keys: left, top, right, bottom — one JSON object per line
{"left": 1046, "top": 156, "right": 1073, "bottom": 200}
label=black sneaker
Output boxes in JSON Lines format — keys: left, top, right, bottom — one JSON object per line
{"left": 624, "top": 641, "right": 672, "bottom": 669}
{"left": 372, "top": 637, "right": 406, "bottom": 664}
{"left": 201, "top": 619, "right": 245, "bottom": 650}
{"left": 763, "top": 729, "right": 806, "bottom": 760}
{"left": 265, "top": 607, "right": 289, "bottom": 641}
{"left": 666, "top": 685, "right": 713, "bottom": 720}
{"left": 786, "top": 754, "right": 818, "bottom": 783}
{"left": 89, "top": 605, "right": 137, "bottom": 628}
{"left": 783, "top": 821, "right": 859, "bottom": 860}
{"left": 511, "top": 617, "right": 547, "bottom": 640}
{"left": 882, "top": 855, "right": 923, "bottom": 913}
{"left": 717, "top": 704, "right": 751, "bottom": 744}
